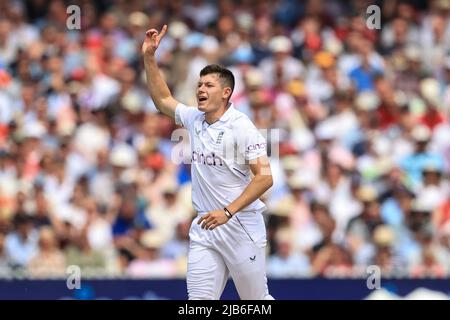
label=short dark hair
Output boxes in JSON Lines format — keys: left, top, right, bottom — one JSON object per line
{"left": 199, "top": 64, "right": 235, "bottom": 98}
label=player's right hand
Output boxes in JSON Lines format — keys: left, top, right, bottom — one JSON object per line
{"left": 142, "top": 24, "right": 167, "bottom": 57}
{"left": 198, "top": 210, "right": 230, "bottom": 230}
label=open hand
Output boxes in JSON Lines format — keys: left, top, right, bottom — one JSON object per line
{"left": 142, "top": 24, "right": 167, "bottom": 57}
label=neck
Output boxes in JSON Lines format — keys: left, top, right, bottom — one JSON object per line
{"left": 205, "top": 103, "right": 229, "bottom": 125}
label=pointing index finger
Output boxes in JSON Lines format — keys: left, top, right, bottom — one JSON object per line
{"left": 157, "top": 24, "right": 168, "bottom": 40}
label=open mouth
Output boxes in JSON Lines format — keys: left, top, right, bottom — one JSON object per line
{"left": 198, "top": 96, "right": 208, "bottom": 102}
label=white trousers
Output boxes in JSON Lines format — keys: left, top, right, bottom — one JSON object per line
{"left": 187, "top": 213, "right": 274, "bottom": 300}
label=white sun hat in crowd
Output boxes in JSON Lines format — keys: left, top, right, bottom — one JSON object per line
{"left": 355, "top": 91, "right": 380, "bottom": 111}
{"left": 128, "top": 11, "right": 149, "bottom": 28}
{"left": 23, "top": 121, "right": 47, "bottom": 139}
{"left": 315, "top": 121, "right": 336, "bottom": 141}
{"left": 420, "top": 78, "right": 440, "bottom": 106}
{"left": 269, "top": 35, "right": 292, "bottom": 53}
{"left": 109, "top": 143, "right": 138, "bottom": 168}
{"left": 169, "top": 21, "right": 190, "bottom": 39}
{"left": 411, "top": 125, "right": 431, "bottom": 142}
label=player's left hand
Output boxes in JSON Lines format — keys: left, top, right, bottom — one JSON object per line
{"left": 198, "top": 210, "right": 229, "bottom": 230}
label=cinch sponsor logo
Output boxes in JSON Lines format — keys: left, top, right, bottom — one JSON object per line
{"left": 192, "top": 151, "right": 224, "bottom": 166}
{"left": 247, "top": 142, "right": 266, "bottom": 151}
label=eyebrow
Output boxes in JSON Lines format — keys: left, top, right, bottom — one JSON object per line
{"left": 197, "top": 81, "right": 215, "bottom": 85}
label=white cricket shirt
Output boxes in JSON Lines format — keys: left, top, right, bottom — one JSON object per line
{"left": 175, "top": 102, "right": 268, "bottom": 214}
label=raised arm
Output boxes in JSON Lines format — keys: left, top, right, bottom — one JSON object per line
{"left": 142, "top": 25, "right": 178, "bottom": 119}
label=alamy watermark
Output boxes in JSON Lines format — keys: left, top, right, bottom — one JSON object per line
{"left": 170, "top": 127, "right": 280, "bottom": 176}
{"left": 366, "top": 265, "right": 381, "bottom": 290}
{"left": 366, "top": 5, "right": 381, "bottom": 30}
{"left": 66, "top": 265, "right": 81, "bottom": 290}
{"left": 66, "top": 5, "right": 81, "bottom": 30}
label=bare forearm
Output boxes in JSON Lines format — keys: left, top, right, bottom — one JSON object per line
{"left": 144, "top": 55, "right": 171, "bottom": 104}
{"left": 226, "top": 175, "right": 273, "bottom": 214}
{"left": 141, "top": 25, "right": 177, "bottom": 117}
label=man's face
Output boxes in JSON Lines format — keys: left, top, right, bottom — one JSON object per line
{"left": 196, "top": 73, "right": 230, "bottom": 112}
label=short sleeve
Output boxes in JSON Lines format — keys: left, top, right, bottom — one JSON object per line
{"left": 175, "top": 103, "right": 202, "bottom": 130}
{"left": 235, "top": 118, "right": 267, "bottom": 161}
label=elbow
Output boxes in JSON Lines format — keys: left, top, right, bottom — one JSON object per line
{"left": 153, "top": 102, "right": 164, "bottom": 113}
{"left": 264, "top": 174, "right": 273, "bottom": 190}
{"left": 153, "top": 97, "right": 167, "bottom": 108}
{"left": 255, "top": 174, "right": 272, "bottom": 191}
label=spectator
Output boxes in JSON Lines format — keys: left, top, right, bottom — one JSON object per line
{"left": 64, "top": 223, "right": 107, "bottom": 275}
{"left": 346, "top": 185, "right": 383, "bottom": 265}
{"left": 259, "top": 36, "right": 304, "bottom": 88}
{"left": 400, "top": 125, "right": 445, "bottom": 188}
{"left": 126, "top": 230, "right": 177, "bottom": 278}
{"left": 312, "top": 243, "right": 353, "bottom": 277}
{"left": 0, "top": 0, "right": 449, "bottom": 279}
{"left": 4, "top": 213, "right": 39, "bottom": 268}
{"left": 371, "top": 224, "right": 406, "bottom": 276}
{"left": 381, "top": 184, "right": 415, "bottom": 227}
{"left": 161, "top": 218, "right": 191, "bottom": 260}
{"left": 27, "top": 226, "right": 65, "bottom": 277}
{"left": 410, "top": 226, "right": 447, "bottom": 278}
{"left": 147, "top": 183, "right": 192, "bottom": 245}
{"left": 0, "top": 232, "right": 10, "bottom": 273}
{"left": 267, "top": 228, "right": 311, "bottom": 278}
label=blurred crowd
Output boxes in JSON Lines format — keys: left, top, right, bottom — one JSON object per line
{"left": 0, "top": 0, "right": 450, "bottom": 279}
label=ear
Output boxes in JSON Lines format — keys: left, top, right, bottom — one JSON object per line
{"left": 222, "top": 87, "right": 232, "bottom": 100}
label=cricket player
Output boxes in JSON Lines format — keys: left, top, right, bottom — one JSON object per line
{"left": 142, "top": 25, "right": 274, "bottom": 300}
